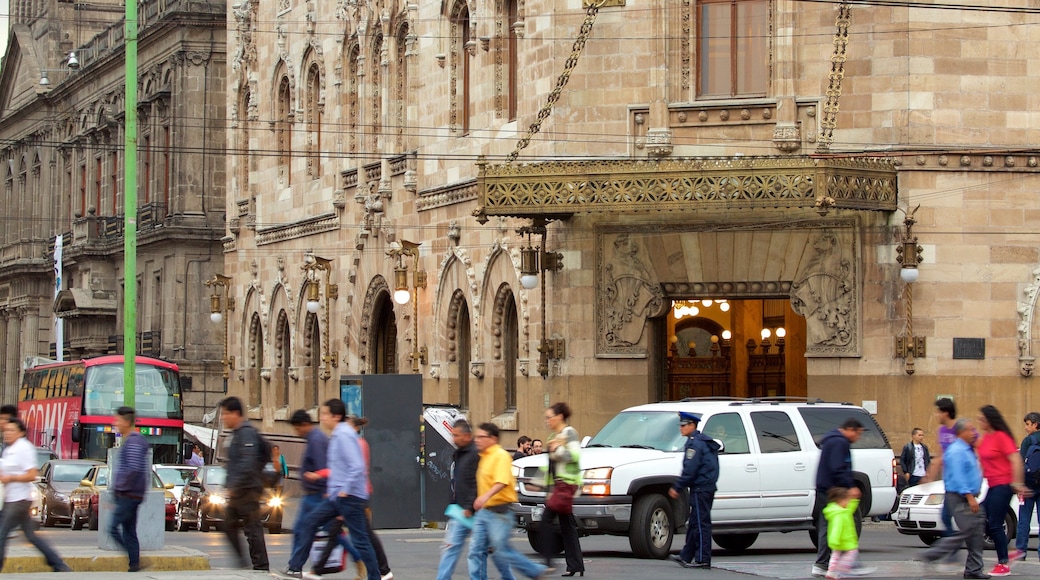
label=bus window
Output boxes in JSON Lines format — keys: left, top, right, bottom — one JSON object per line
{"left": 84, "top": 363, "right": 182, "bottom": 419}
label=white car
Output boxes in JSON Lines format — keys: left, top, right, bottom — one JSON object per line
{"left": 894, "top": 479, "right": 1039, "bottom": 548}
{"left": 512, "top": 399, "right": 898, "bottom": 559}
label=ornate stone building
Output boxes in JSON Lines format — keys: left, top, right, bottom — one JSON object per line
{"left": 223, "top": 0, "right": 1040, "bottom": 442}
{"left": 0, "top": 0, "right": 227, "bottom": 421}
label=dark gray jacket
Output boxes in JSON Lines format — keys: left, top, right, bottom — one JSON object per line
{"left": 225, "top": 421, "right": 265, "bottom": 494}
{"left": 450, "top": 441, "right": 479, "bottom": 512}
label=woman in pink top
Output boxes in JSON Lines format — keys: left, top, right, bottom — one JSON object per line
{"left": 976, "top": 405, "right": 1029, "bottom": 576}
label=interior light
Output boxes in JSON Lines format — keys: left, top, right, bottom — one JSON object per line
{"left": 722, "top": 330, "right": 732, "bottom": 340}
{"left": 761, "top": 328, "right": 772, "bottom": 340}
{"left": 776, "top": 327, "right": 787, "bottom": 338}
{"left": 719, "top": 302, "right": 730, "bottom": 312}
{"left": 701, "top": 299, "right": 712, "bottom": 307}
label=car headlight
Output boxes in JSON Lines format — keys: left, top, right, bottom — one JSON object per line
{"left": 513, "top": 465, "right": 522, "bottom": 478}
{"left": 53, "top": 492, "right": 69, "bottom": 502}
{"left": 267, "top": 496, "right": 282, "bottom": 508}
{"left": 208, "top": 494, "right": 226, "bottom": 505}
{"left": 925, "top": 493, "right": 945, "bottom": 505}
{"left": 581, "top": 467, "right": 613, "bottom": 496}
{"left": 30, "top": 488, "right": 40, "bottom": 501}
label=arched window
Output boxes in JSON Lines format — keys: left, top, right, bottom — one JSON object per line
{"left": 248, "top": 313, "right": 263, "bottom": 408}
{"left": 345, "top": 42, "right": 360, "bottom": 157}
{"left": 450, "top": 3, "right": 472, "bottom": 133}
{"left": 237, "top": 87, "right": 251, "bottom": 195}
{"left": 394, "top": 23, "right": 409, "bottom": 150}
{"left": 276, "top": 75, "right": 293, "bottom": 186}
{"left": 306, "top": 62, "right": 322, "bottom": 179}
{"left": 372, "top": 294, "right": 398, "bottom": 374}
{"left": 503, "top": 292, "right": 518, "bottom": 409}
{"left": 304, "top": 312, "right": 320, "bottom": 408}
{"left": 370, "top": 32, "right": 384, "bottom": 152}
{"left": 276, "top": 311, "right": 291, "bottom": 407}
{"left": 456, "top": 301, "right": 471, "bottom": 409}
{"left": 506, "top": 0, "right": 518, "bottom": 121}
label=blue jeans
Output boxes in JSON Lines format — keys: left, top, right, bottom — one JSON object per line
{"left": 288, "top": 493, "right": 323, "bottom": 571}
{"left": 1016, "top": 491, "right": 1040, "bottom": 555}
{"left": 982, "top": 483, "right": 1013, "bottom": 563}
{"left": 0, "top": 500, "right": 67, "bottom": 572}
{"left": 468, "top": 509, "right": 546, "bottom": 580}
{"left": 295, "top": 495, "right": 379, "bottom": 580}
{"left": 109, "top": 494, "right": 142, "bottom": 568}
{"left": 436, "top": 519, "right": 515, "bottom": 580}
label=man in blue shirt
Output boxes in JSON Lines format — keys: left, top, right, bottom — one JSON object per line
{"left": 282, "top": 409, "right": 330, "bottom": 578}
{"left": 921, "top": 418, "right": 989, "bottom": 579}
{"left": 110, "top": 406, "right": 150, "bottom": 573}
{"left": 280, "top": 399, "right": 379, "bottom": 580}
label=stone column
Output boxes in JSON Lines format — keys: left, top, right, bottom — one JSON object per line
{"left": 24, "top": 305, "right": 41, "bottom": 361}
{"left": 0, "top": 312, "right": 9, "bottom": 403}
{"left": 4, "top": 312, "right": 21, "bottom": 404}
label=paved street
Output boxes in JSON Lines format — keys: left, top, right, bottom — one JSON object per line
{"left": 13, "top": 520, "right": 1040, "bottom": 579}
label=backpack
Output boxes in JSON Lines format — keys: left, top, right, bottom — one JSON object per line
{"left": 1025, "top": 441, "right": 1040, "bottom": 489}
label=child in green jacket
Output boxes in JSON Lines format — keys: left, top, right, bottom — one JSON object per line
{"left": 823, "top": 487, "right": 864, "bottom": 579}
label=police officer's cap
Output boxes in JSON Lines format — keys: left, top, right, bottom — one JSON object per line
{"left": 678, "top": 411, "right": 702, "bottom": 426}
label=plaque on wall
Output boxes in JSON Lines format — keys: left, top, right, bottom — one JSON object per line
{"left": 952, "top": 338, "right": 985, "bottom": 360}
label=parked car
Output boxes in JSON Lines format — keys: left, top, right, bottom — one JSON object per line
{"left": 154, "top": 465, "right": 198, "bottom": 503}
{"left": 894, "top": 479, "right": 1039, "bottom": 548}
{"left": 69, "top": 465, "right": 177, "bottom": 531}
{"left": 36, "top": 447, "right": 58, "bottom": 468}
{"left": 511, "top": 398, "right": 898, "bottom": 559}
{"left": 176, "top": 465, "right": 283, "bottom": 533}
{"left": 37, "top": 459, "right": 104, "bottom": 527}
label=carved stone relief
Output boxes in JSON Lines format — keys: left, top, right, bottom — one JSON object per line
{"left": 1016, "top": 264, "right": 1040, "bottom": 376}
{"left": 789, "top": 231, "right": 857, "bottom": 355}
{"left": 598, "top": 233, "right": 666, "bottom": 354}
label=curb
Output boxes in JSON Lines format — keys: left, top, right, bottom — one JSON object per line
{"left": 1, "top": 550, "right": 209, "bottom": 573}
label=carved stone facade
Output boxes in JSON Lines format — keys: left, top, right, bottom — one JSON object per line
{"left": 0, "top": 0, "right": 227, "bottom": 421}
{"left": 219, "top": 1, "right": 1040, "bottom": 444}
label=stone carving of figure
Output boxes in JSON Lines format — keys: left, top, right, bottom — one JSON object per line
{"left": 790, "top": 233, "right": 853, "bottom": 347}
{"left": 604, "top": 234, "right": 664, "bottom": 347}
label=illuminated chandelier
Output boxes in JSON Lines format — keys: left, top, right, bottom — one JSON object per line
{"left": 673, "top": 299, "right": 730, "bottom": 319}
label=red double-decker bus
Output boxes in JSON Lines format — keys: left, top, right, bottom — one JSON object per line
{"left": 19, "top": 355, "right": 184, "bottom": 463}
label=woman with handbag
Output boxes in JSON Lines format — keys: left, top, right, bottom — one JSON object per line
{"left": 540, "top": 402, "right": 585, "bottom": 577}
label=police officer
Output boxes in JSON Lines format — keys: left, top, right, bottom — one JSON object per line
{"left": 668, "top": 411, "right": 721, "bottom": 569}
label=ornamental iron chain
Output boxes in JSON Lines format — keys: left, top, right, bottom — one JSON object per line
{"left": 506, "top": 0, "right": 606, "bottom": 164}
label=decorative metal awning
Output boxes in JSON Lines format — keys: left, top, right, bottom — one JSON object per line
{"left": 473, "top": 155, "right": 898, "bottom": 223}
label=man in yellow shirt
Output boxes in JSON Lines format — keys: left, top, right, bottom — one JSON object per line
{"left": 467, "top": 423, "right": 549, "bottom": 580}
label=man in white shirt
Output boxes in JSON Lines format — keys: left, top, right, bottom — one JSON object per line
{"left": 900, "top": 427, "right": 932, "bottom": 489}
{"left": 0, "top": 418, "right": 71, "bottom": 572}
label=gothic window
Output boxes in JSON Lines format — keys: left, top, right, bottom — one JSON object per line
{"left": 456, "top": 300, "right": 471, "bottom": 409}
{"left": 450, "top": 3, "right": 472, "bottom": 133}
{"left": 305, "top": 313, "right": 319, "bottom": 408}
{"left": 276, "top": 310, "right": 290, "bottom": 407}
{"left": 248, "top": 312, "right": 263, "bottom": 408}
{"left": 276, "top": 74, "right": 293, "bottom": 186}
{"left": 503, "top": 291, "right": 518, "bottom": 410}
{"left": 306, "top": 62, "right": 322, "bottom": 179}
{"left": 697, "top": 0, "right": 769, "bottom": 98}
{"left": 394, "top": 23, "right": 409, "bottom": 151}
{"left": 238, "top": 87, "right": 251, "bottom": 194}
{"left": 346, "top": 42, "right": 360, "bottom": 158}
{"left": 370, "top": 32, "right": 383, "bottom": 153}
{"left": 505, "top": 0, "right": 519, "bottom": 121}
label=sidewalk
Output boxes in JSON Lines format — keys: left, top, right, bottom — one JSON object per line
{"left": 1, "top": 544, "right": 210, "bottom": 574}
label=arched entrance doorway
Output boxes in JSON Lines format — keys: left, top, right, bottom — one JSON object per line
{"left": 660, "top": 298, "right": 808, "bottom": 401}
{"left": 370, "top": 293, "right": 398, "bottom": 374}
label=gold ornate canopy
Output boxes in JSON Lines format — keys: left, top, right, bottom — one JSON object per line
{"left": 473, "top": 156, "right": 898, "bottom": 222}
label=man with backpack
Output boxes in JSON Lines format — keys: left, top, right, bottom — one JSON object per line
{"left": 1014, "top": 412, "right": 1040, "bottom": 560}
{"left": 220, "top": 396, "right": 270, "bottom": 571}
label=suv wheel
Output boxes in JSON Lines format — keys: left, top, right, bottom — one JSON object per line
{"left": 629, "top": 494, "right": 673, "bottom": 559}
{"left": 983, "top": 511, "right": 1015, "bottom": 550}
{"left": 713, "top": 532, "right": 758, "bottom": 554}
{"left": 527, "top": 528, "right": 563, "bottom": 556}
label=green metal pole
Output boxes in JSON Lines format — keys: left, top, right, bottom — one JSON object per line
{"left": 123, "top": 0, "right": 138, "bottom": 408}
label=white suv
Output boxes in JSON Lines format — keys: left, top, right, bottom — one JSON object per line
{"left": 512, "top": 399, "right": 897, "bottom": 559}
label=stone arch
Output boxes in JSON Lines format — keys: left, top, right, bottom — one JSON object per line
{"left": 274, "top": 309, "right": 291, "bottom": 407}
{"left": 358, "top": 275, "right": 396, "bottom": 373}
{"left": 434, "top": 252, "right": 480, "bottom": 359}
{"left": 480, "top": 245, "right": 530, "bottom": 360}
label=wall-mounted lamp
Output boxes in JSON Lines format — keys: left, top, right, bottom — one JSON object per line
{"left": 302, "top": 254, "right": 339, "bottom": 379}
{"left": 516, "top": 218, "right": 566, "bottom": 378}
{"left": 67, "top": 51, "right": 80, "bottom": 69}
{"left": 894, "top": 205, "right": 926, "bottom": 374}
{"left": 388, "top": 240, "right": 428, "bottom": 372}
{"left": 204, "top": 274, "right": 236, "bottom": 384}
